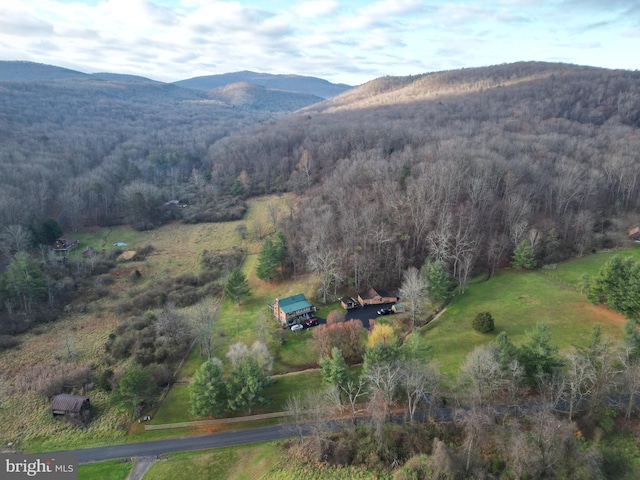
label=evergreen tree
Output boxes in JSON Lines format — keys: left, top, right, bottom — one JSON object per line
{"left": 518, "top": 323, "right": 563, "bottom": 386}
{"left": 320, "top": 347, "right": 351, "bottom": 392}
{"left": 422, "top": 259, "right": 450, "bottom": 304}
{"left": 190, "top": 358, "right": 226, "bottom": 417}
{"left": 363, "top": 343, "right": 403, "bottom": 373}
{"left": 274, "top": 230, "right": 289, "bottom": 273}
{"left": 256, "top": 237, "right": 279, "bottom": 281}
{"left": 224, "top": 269, "right": 251, "bottom": 304}
{"left": 588, "top": 256, "right": 640, "bottom": 320}
{"left": 227, "top": 357, "right": 270, "bottom": 414}
{"left": 472, "top": 312, "right": 495, "bottom": 333}
{"left": 112, "top": 365, "right": 157, "bottom": 416}
{"left": 494, "top": 331, "right": 519, "bottom": 372}
{"left": 511, "top": 240, "right": 536, "bottom": 269}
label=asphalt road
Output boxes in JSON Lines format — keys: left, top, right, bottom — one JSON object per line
{"left": 43, "top": 424, "right": 305, "bottom": 464}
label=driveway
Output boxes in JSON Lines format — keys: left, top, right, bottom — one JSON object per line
{"left": 345, "top": 303, "right": 395, "bottom": 329}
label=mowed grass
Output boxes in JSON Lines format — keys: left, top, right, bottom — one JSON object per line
{"left": 140, "top": 441, "right": 392, "bottom": 480}
{"left": 77, "top": 459, "right": 133, "bottom": 480}
{"left": 546, "top": 245, "right": 640, "bottom": 287}
{"left": 414, "top": 249, "right": 638, "bottom": 377}
{"left": 144, "top": 442, "right": 281, "bottom": 480}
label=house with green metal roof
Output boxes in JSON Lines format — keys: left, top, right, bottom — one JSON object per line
{"left": 272, "top": 293, "right": 315, "bottom": 327}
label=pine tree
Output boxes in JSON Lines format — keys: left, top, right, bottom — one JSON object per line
{"left": 256, "top": 237, "right": 279, "bottom": 281}
{"left": 190, "top": 358, "right": 226, "bottom": 417}
{"left": 227, "top": 357, "right": 270, "bottom": 414}
{"left": 224, "top": 269, "right": 251, "bottom": 304}
{"left": 422, "top": 259, "right": 450, "bottom": 304}
{"left": 274, "top": 230, "right": 288, "bottom": 273}
{"left": 511, "top": 240, "right": 536, "bottom": 269}
{"left": 320, "top": 347, "right": 351, "bottom": 392}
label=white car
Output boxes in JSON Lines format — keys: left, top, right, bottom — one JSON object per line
{"left": 291, "top": 324, "right": 304, "bottom": 332}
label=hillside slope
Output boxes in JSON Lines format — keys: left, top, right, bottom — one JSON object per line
{"left": 205, "top": 61, "right": 640, "bottom": 289}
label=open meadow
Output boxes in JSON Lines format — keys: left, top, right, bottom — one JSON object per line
{"left": 2, "top": 191, "right": 638, "bottom": 462}
{"left": 409, "top": 246, "right": 640, "bottom": 377}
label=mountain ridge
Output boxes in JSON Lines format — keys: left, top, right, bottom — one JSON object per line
{"left": 0, "top": 61, "right": 351, "bottom": 99}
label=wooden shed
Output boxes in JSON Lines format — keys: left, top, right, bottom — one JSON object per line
{"left": 357, "top": 288, "right": 400, "bottom": 306}
{"left": 51, "top": 394, "right": 90, "bottom": 417}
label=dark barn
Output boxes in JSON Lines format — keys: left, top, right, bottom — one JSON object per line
{"left": 51, "top": 394, "right": 90, "bottom": 417}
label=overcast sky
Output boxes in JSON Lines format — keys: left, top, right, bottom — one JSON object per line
{"left": 1, "top": 0, "right": 638, "bottom": 86}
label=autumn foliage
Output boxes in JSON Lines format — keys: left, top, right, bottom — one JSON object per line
{"left": 312, "top": 319, "right": 365, "bottom": 364}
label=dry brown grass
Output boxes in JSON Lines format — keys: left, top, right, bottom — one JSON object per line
{"left": 0, "top": 195, "right": 293, "bottom": 450}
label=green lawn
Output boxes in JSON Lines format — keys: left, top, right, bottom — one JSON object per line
{"left": 78, "top": 459, "right": 133, "bottom": 480}
{"left": 547, "top": 245, "right": 640, "bottom": 287}
{"left": 256, "top": 369, "right": 323, "bottom": 413}
{"left": 144, "top": 442, "right": 281, "bottom": 480}
{"left": 140, "top": 441, "right": 391, "bottom": 480}
{"left": 412, "top": 261, "right": 630, "bottom": 377}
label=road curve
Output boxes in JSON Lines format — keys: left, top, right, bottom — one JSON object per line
{"left": 42, "top": 424, "right": 301, "bottom": 464}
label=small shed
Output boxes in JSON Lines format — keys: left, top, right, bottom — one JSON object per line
{"left": 340, "top": 297, "right": 361, "bottom": 310}
{"left": 358, "top": 288, "right": 400, "bottom": 306}
{"left": 392, "top": 303, "right": 406, "bottom": 313}
{"left": 51, "top": 394, "right": 90, "bottom": 417}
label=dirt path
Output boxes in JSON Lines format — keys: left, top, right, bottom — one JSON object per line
{"left": 127, "top": 456, "right": 156, "bottom": 480}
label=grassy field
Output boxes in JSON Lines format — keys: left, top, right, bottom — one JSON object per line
{"left": 77, "top": 459, "right": 133, "bottom": 480}
{"left": 411, "top": 246, "right": 640, "bottom": 377}
{"left": 0, "top": 195, "right": 312, "bottom": 451}
{"left": 139, "top": 441, "right": 392, "bottom": 480}
{"left": 4, "top": 192, "right": 638, "bottom": 455}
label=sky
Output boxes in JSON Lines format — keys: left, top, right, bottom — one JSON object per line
{"left": 0, "top": 0, "right": 638, "bottom": 86}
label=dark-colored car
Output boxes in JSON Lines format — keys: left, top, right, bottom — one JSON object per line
{"left": 377, "top": 307, "right": 393, "bottom": 316}
{"left": 305, "top": 317, "right": 319, "bottom": 327}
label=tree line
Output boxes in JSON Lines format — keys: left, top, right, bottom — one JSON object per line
{"left": 280, "top": 318, "right": 640, "bottom": 479}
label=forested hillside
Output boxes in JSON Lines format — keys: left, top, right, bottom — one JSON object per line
{"left": 1, "top": 60, "right": 639, "bottom": 321}
{"left": 206, "top": 62, "right": 640, "bottom": 290}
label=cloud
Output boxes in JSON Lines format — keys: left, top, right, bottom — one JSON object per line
{"left": 294, "top": 1, "right": 339, "bottom": 18}
{"left": 0, "top": 9, "right": 54, "bottom": 36}
{"left": 0, "top": 0, "right": 638, "bottom": 85}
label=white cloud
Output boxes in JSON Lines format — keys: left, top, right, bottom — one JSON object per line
{"left": 294, "top": 0, "right": 339, "bottom": 18}
{"left": 0, "top": 0, "right": 637, "bottom": 85}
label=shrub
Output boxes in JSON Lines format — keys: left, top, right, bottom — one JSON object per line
{"left": 98, "top": 369, "right": 115, "bottom": 392}
{"left": 0, "top": 334, "right": 20, "bottom": 351}
{"left": 472, "top": 312, "right": 495, "bottom": 333}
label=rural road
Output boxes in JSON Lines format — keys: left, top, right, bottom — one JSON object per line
{"left": 43, "top": 424, "right": 304, "bottom": 464}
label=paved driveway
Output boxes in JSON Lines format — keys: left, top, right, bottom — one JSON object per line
{"left": 345, "top": 303, "right": 395, "bottom": 329}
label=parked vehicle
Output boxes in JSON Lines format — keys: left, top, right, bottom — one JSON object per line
{"left": 377, "top": 307, "right": 393, "bottom": 316}
{"left": 305, "top": 317, "right": 319, "bottom": 327}
{"left": 291, "top": 324, "right": 304, "bottom": 332}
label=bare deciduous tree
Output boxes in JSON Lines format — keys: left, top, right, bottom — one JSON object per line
{"left": 399, "top": 267, "right": 428, "bottom": 329}
{"left": 191, "top": 297, "right": 221, "bottom": 359}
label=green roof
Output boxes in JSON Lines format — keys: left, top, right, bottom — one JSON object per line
{"left": 279, "top": 294, "right": 312, "bottom": 314}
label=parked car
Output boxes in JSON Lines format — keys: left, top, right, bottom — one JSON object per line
{"left": 305, "top": 317, "right": 319, "bottom": 327}
{"left": 291, "top": 324, "right": 304, "bottom": 332}
{"left": 377, "top": 307, "right": 393, "bottom": 316}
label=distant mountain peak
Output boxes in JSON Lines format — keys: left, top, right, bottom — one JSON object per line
{"left": 174, "top": 71, "right": 351, "bottom": 99}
